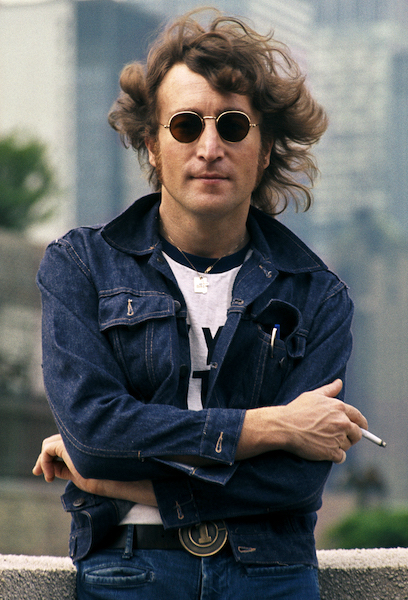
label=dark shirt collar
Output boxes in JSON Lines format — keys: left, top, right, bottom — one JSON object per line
{"left": 160, "top": 235, "right": 251, "bottom": 274}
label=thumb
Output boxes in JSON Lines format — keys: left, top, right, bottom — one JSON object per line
{"left": 313, "top": 379, "right": 343, "bottom": 398}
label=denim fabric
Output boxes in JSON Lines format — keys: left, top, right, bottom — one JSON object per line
{"left": 76, "top": 549, "right": 320, "bottom": 600}
{"left": 37, "top": 193, "right": 353, "bottom": 565}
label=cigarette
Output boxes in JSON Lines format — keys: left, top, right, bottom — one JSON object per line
{"left": 360, "top": 428, "right": 386, "bottom": 448}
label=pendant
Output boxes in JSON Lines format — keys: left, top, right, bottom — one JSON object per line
{"left": 194, "top": 276, "right": 208, "bottom": 294}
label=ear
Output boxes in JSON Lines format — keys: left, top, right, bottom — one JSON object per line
{"left": 145, "top": 137, "right": 157, "bottom": 168}
{"left": 262, "top": 141, "right": 273, "bottom": 169}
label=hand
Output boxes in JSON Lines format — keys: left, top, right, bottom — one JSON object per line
{"left": 280, "top": 380, "right": 367, "bottom": 463}
{"left": 237, "top": 379, "right": 368, "bottom": 464}
{"left": 32, "top": 434, "right": 76, "bottom": 483}
{"left": 33, "top": 434, "right": 157, "bottom": 506}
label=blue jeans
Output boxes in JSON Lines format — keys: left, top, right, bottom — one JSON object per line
{"left": 76, "top": 548, "right": 320, "bottom": 600}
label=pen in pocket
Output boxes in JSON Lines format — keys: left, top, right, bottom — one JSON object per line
{"left": 270, "top": 324, "right": 280, "bottom": 357}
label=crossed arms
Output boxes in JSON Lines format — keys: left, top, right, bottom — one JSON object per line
{"left": 34, "top": 378, "right": 367, "bottom": 506}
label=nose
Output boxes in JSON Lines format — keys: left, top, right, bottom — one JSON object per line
{"left": 196, "top": 116, "right": 225, "bottom": 162}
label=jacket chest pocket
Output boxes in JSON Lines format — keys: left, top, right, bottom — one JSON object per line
{"left": 98, "top": 289, "right": 180, "bottom": 400}
{"left": 221, "top": 300, "right": 307, "bottom": 409}
{"left": 254, "top": 299, "right": 307, "bottom": 407}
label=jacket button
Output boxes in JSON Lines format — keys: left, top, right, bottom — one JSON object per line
{"left": 179, "top": 365, "right": 189, "bottom": 378}
{"left": 279, "top": 358, "right": 287, "bottom": 369}
{"left": 73, "top": 497, "right": 86, "bottom": 508}
{"left": 174, "top": 301, "right": 181, "bottom": 312}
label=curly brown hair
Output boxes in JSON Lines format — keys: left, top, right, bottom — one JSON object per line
{"left": 108, "top": 9, "right": 328, "bottom": 214}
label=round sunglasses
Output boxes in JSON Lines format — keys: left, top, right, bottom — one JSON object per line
{"left": 161, "top": 110, "right": 259, "bottom": 143}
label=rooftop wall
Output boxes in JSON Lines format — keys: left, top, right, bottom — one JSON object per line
{"left": 1, "top": 548, "right": 408, "bottom": 600}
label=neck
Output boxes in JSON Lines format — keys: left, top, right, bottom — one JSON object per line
{"left": 159, "top": 210, "right": 250, "bottom": 259}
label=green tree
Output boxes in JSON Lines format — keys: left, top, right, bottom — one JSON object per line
{"left": 0, "top": 133, "right": 55, "bottom": 230}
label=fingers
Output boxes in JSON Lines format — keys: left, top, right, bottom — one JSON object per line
{"left": 344, "top": 403, "right": 368, "bottom": 430}
{"left": 337, "top": 450, "right": 347, "bottom": 465}
{"left": 313, "top": 380, "right": 368, "bottom": 447}
{"left": 332, "top": 400, "right": 368, "bottom": 459}
{"left": 32, "top": 455, "right": 45, "bottom": 477}
{"left": 341, "top": 404, "right": 367, "bottom": 448}
{"left": 32, "top": 434, "right": 65, "bottom": 483}
{"left": 32, "top": 454, "right": 56, "bottom": 483}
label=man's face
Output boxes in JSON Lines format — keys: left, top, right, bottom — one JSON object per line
{"left": 146, "top": 63, "right": 271, "bottom": 227}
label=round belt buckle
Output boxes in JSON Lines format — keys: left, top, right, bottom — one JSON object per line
{"left": 178, "top": 520, "right": 228, "bottom": 557}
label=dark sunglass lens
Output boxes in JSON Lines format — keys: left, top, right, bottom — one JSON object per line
{"left": 218, "top": 112, "right": 250, "bottom": 142}
{"left": 169, "top": 113, "right": 203, "bottom": 143}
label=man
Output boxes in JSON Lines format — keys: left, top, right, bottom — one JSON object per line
{"left": 33, "top": 10, "right": 367, "bottom": 600}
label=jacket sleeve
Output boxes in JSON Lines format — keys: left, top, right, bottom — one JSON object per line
{"left": 37, "top": 238, "right": 245, "bottom": 481}
{"left": 152, "top": 279, "right": 353, "bottom": 527}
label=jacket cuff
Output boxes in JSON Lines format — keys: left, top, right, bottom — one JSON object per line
{"left": 153, "top": 477, "right": 200, "bottom": 528}
{"left": 200, "top": 408, "right": 245, "bottom": 463}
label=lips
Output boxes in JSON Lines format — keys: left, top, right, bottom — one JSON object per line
{"left": 193, "top": 172, "right": 228, "bottom": 180}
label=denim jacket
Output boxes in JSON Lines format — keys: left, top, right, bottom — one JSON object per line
{"left": 37, "top": 193, "right": 353, "bottom": 565}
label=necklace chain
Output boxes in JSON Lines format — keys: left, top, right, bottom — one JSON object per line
{"left": 160, "top": 223, "right": 248, "bottom": 293}
{"left": 162, "top": 228, "right": 247, "bottom": 276}
{"left": 173, "top": 245, "right": 222, "bottom": 275}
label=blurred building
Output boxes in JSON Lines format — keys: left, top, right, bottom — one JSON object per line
{"left": 75, "top": 0, "right": 159, "bottom": 227}
{"left": 309, "top": 0, "right": 408, "bottom": 236}
{"left": 129, "top": 0, "right": 244, "bottom": 19}
{"left": 332, "top": 209, "right": 408, "bottom": 503}
{"left": 249, "top": 0, "right": 312, "bottom": 57}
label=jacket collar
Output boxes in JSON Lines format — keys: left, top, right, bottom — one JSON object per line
{"left": 101, "top": 193, "right": 327, "bottom": 274}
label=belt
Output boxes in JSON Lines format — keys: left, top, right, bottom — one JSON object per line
{"left": 101, "top": 521, "right": 228, "bottom": 557}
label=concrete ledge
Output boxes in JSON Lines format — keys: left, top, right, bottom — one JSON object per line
{"left": 1, "top": 549, "right": 408, "bottom": 599}
{"left": 0, "top": 555, "right": 76, "bottom": 600}
{"left": 318, "top": 548, "right": 408, "bottom": 599}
